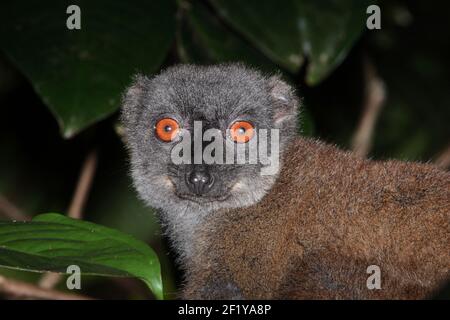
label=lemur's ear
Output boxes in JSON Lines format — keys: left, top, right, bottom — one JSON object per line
{"left": 121, "top": 74, "right": 149, "bottom": 127}
{"left": 268, "top": 76, "right": 299, "bottom": 128}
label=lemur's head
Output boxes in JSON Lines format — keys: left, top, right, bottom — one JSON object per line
{"left": 121, "top": 64, "right": 299, "bottom": 218}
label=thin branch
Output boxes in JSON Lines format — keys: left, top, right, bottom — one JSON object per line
{"left": 351, "top": 57, "right": 386, "bottom": 158}
{"left": 67, "top": 149, "right": 98, "bottom": 219}
{"left": 38, "top": 272, "right": 64, "bottom": 290}
{"left": 0, "top": 276, "right": 93, "bottom": 300}
{"left": 434, "top": 144, "right": 450, "bottom": 169}
{"left": 0, "top": 194, "right": 30, "bottom": 221}
{"left": 39, "top": 149, "right": 98, "bottom": 290}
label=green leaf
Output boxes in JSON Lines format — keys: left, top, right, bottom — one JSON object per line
{"left": 0, "top": 213, "right": 163, "bottom": 299}
{"left": 294, "top": 0, "right": 371, "bottom": 85}
{"left": 209, "top": 0, "right": 371, "bottom": 84}
{"left": 209, "top": 0, "right": 303, "bottom": 72}
{"left": 178, "top": 1, "right": 277, "bottom": 73}
{"left": 0, "top": 0, "right": 176, "bottom": 138}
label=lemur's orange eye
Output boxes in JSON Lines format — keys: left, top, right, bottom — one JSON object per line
{"left": 155, "top": 118, "right": 180, "bottom": 142}
{"left": 229, "top": 121, "right": 255, "bottom": 143}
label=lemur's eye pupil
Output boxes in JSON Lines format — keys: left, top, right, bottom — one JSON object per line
{"left": 155, "top": 118, "right": 180, "bottom": 142}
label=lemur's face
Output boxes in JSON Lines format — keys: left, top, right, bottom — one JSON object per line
{"left": 122, "top": 64, "right": 298, "bottom": 217}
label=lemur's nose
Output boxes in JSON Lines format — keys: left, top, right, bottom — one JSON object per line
{"left": 187, "top": 170, "right": 214, "bottom": 195}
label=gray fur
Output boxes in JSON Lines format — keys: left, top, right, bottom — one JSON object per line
{"left": 121, "top": 64, "right": 298, "bottom": 259}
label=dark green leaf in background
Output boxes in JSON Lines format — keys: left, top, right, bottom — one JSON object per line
{"left": 0, "top": 213, "right": 163, "bottom": 299}
{"left": 209, "top": 0, "right": 304, "bottom": 73}
{"left": 209, "top": 0, "right": 371, "bottom": 84}
{"left": 178, "top": 0, "right": 277, "bottom": 73}
{"left": 294, "top": 0, "right": 372, "bottom": 84}
{"left": 0, "top": 0, "right": 176, "bottom": 138}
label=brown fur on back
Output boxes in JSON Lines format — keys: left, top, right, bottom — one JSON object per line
{"left": 182, "top": 138, "right": 450, "bottom": 299}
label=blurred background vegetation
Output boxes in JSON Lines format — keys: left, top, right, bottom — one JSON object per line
{"left": 0, "top": 0, "right": 449, "bottom": 299}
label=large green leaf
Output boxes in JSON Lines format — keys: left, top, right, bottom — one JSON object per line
{"left": 293, "top": 0, "right": 371, "bottom": 84}
{"left": 0, "top": 213, "right": 163, "bottom": 299}
{"left": 209, "top": 0, "right": 371, "bottom": 84}
{"left": 178, "top": 1, "right": 277, "bottom": 73}
{"left": 0, "top": 0, "right": 176, "bottom": 138}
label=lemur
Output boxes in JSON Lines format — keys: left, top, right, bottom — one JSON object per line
{"left": 121, "top": 64, "right": 449, "bottom": 299}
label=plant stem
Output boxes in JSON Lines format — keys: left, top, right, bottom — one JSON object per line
{"left": 39, "top": 149, "right": 98, "bottom": 290}
{"left": 0, "top": 276, "right": 93, "bottom": 300}
{"left": 351, "top": 57, "right": 386, "bottom": 158}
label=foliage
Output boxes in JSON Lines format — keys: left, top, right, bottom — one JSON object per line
{"left": 0, "top": 213, "right": 163, "bottom": 299}
{"left": 0, "top": 0, "right": 448, "bottom": 299}
{"left": 0, "top": 0, "right": 370, "bottom": 137}
{"left": 0, "top": 0, "right": 176, "bottom": 138}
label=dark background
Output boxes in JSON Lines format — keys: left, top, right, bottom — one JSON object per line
{"left": 0, "top": 0, "right": 449, "bottom": 299}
